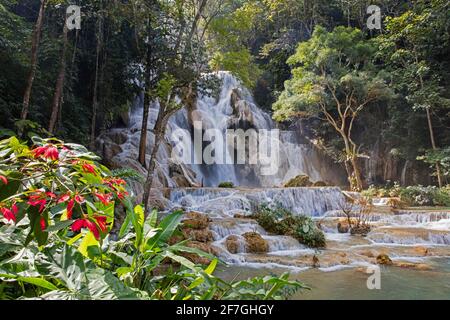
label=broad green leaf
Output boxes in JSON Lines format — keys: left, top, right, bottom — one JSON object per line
{"left": 78, "top": 231, "right": 99, "bottom": 258}
{"left": 146, "top": 211, "right": 183, "bottom": 250}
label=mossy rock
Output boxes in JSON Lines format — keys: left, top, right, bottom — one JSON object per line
{"left": 242, "top": 232, "right": 269, "bottom": 253}
{"left": 312, "top": 181, "right": 327, "bottom": 187}
{"left": 225, "top": 235, "right": 241, "bottom": 254}
{"left": 254, "top": 205, "right": 326, "bottom": 248}
{"left": 283, "top": 175, "right": 312, "bottom": 187}
{"left": 376, "top": 254, "right": 393, "bottom": 265}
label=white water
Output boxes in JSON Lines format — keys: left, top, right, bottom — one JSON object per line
{"left": 97, "top": 71, "right": 325, "bottom": 189}
{"left": 98, "top": 71, "right": 450, "bottom": 273}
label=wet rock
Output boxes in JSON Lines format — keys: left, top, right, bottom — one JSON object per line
{"left": 312, "top": 255, "right": 320, "bottom": 268}
{"left": 182, "top": 212, "right": 210, "bottom": 230}
{"left": 393, "top": 261, "right": 433, "bottom": 271}
{"left": 168, "top": 234, "right": 185, "bottom": 245}
{"left": 172, "top": 175, "right": 192, "bottom": 188}
{"left": 181, "top": 241, "right": 215, "bottom": 265}
{"left": 350, "top": 224, "right": 371, "bottom": 236}
{"left": 182, "top": 228, "right": 213, "bottom": 243}
{"left": 283, "top": 175, "right": 312, "bottom": 187}
{"left": 413, "top": 246, "right": 429, "bottom": 256}
{"left": 242, "top": 232, "right": 269, "bottom": 253}
{"left": 358, "top": 249, "right": 378, "bottom": 258}
{"left": 337, "top": 222, "right": 349, "bottom": 233}
{"left": 225, "top": 235, "right": 241, "bottom": 254}
{"left": 233, "top": 213, "right": 252, "bottom": 219}
{"left": 376, "top": 254, "right": 393, "bottom": 265}
{"left": 313, "top": 181, "right": 327, "bottom": 187}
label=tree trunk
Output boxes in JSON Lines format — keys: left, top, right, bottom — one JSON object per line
{"left": 143, "top": 109, "right": 167, "bottom": 215}
{"left": 138, "top": 24, "right": 153, "bottom": 167}
{"left": 89, "top": 16, "right": 103, "bottom": 150}
{"left": 351, "top": 155, "right": 363, "bottom": 191}
{"left": 48, "top": 22, "right": 69, "bottom": 134}
{"left": 20, "top": 0, "right": 47, "bottom": 125}
{"left": 425, "top": 106, "right": 443, "bottom": 187}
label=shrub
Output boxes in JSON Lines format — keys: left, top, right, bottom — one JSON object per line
{"left": 0, "top": 136, "right": 306, "bottom": 300}
{"left": 283, "top": 175, "right": 312, "bottom": 187}
{"left": 218, "top": 182, "right": 234, "bottom": 188}
{"left": 254, "top": 204, "right": 326, "bottom": 248}
{"left": 362, "top": 184, "right": 450, "bottom": 207}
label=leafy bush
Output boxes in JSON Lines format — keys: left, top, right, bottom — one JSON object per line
{"left": 0, "top": 136, "right": 305, "bottom": 300}
{"left": 218, "top": 182, "right": 234, "bottom": 188}
{"left": 254, "top": 204, "right": 326, "bottom": 248}
{"left": 362, "top": 183, "right": 450, "bottom": 207}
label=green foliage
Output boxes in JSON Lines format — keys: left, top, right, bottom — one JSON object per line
{"left": 218, "top": 182, "right": 234, "bottom": 188}
{"left": 0, "top": 135, "right": 305, "bottom": 300}
{"left": 362, "top": 183, "right": 450, "bottom": 207}
{"left": 255, "top": 204, "right": 326, "bottom": 248}
{"left": 418, "top": 148, "right": 450, "bottom": 178}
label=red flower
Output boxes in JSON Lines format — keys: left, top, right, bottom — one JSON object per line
{"left": 103, "top": 177, "right": 126, "bottom": 189}
{"left": 94, "top": 216, "right": 107, "bottom": 232}
{"left": 67, "top": 199, "right": 75, "bottom": 219}
{"left": 40, "top": 217, "right": 46, "bottom": 231}
{"left": 46, "top": 192, "right": 56, "bottom": 199}
{"left": 82, "top": 163, "right": 97, "bottom": 175}
{"left": 74, "top": 194, "right": 84, "bottom": 204}
{"left": 71, "top": 217, "right": 106, "bottom": 240}
{"left": 57, "top": 193, "right": 84, "bottom": 219}
{"left": 57, "top": 194, "right": 71, "bottom": 204}
{"left": 32, "top": 145, "right": 59, "bottom": 161}
{"left": 116, "top": 191, "right": 129, "bottom": 200}
{"left": 0, "top": 175, "right": 7, "bottom": 185}
{"left": 1, "top": 205, "right": 18, "bottom": 222}
{"left": 27, "top": 193, "right": 47, "bottom": 213}
{"left": 95, "top": 192, "right": 112, "bottom": 206}
{"left": 12, "top": 203, "right": 18, "bottom": 215}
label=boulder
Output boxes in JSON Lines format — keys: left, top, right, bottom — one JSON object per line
{"left": 242, "top": 232, "right": 269, "bottom": 253}
{"left": 350, "top": 224, "right": 371, "bottom": 236}
{"left": 376, "top": 254, "right": 393, "bottom": 265}
{"left": 182, "top": 228, "right": 213, "bottom": 243}
{"left": 225, "top": 235, "right": 241, "bottom": 254}
{"left": 233, "top": 213, "right": 252, "bottom": 219}
{"left": 283, "top": 175, "right": 313, "bottom": 187}
{"left": 337, "top": 222, "right": 349, "bottom": 233}
{"left": 413, "top": 246, "right": 429, "bottom": 256}
{"left": 181, "top": 241, "right": 215, "bottom": 265}
{"left": 393, "top": 261, "right": 433, "bottom": 271}
{"left": 313, "top": 181, "right": 327, "bottom": 187}
{"left": 182, "top": 212, "right": 210, "bottom": 230}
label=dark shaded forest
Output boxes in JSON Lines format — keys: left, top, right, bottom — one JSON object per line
{"left": 1, "top": 0, "right": 449, "bottom": 189}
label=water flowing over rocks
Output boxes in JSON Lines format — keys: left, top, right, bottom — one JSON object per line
{"left": 96, "top": 72, "right": 346, "bottom": 197}
{"left": 95, "top": 71, "right": 450, "bottom": 274}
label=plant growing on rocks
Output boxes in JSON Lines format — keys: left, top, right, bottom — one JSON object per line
{"left": 338, "top": 196, "right": 373, "bottom": 236}
{"left": 218, "top": 182, "right": 234, "bottom": 188}
{"left": 254, "top": 204, "right": 326, "bottom": 248}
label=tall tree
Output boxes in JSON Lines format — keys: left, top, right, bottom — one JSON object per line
{"left": 142, "top": 0, "right": 212, "bottom": 214}
{"left": 48, "top": 14, "right": 69, "bottom": 134}
{"left": 90, "top": 5, "right": 104, "bottom": 149}
{"left": 20, "top": 0, "right": 47, "bottom": 124}
{"left": 379, "top": 0, "right": 450, "bottom": 186}
{"left": 274, "top": 26, "right": 393, "bottom": 190}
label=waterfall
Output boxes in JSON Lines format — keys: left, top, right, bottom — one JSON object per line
{"left": 169, "top": 187, "right": 346, "bottom": 217}
{"left": 97, "top": 71, "right": 326, "bottom": 189}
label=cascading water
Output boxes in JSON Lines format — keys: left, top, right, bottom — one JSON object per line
{"left": 97, "top": 71, "right": 326, "bottom": 189}
{"left": 97, "top": 71, "right": 450, "bottom": 272}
